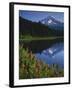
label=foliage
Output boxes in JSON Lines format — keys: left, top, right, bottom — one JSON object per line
{"left": 19, "top": 46, "right": 64, "bottom": 79}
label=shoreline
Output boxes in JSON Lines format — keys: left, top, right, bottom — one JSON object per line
{"left": 19, "top": 36, "right": 64, "bottom": 41}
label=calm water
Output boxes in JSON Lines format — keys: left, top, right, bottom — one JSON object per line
{"left": 20, "top": 38, "right": 64, "bottom": 69}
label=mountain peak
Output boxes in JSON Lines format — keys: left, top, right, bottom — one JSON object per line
{"left": 40, "top": 16, "right": 63, "bottom": 25}
{"left": 39, "top": 16, "right": 64, "bottom": 31}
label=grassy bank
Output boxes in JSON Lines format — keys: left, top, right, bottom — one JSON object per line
{"left": 19, "top": 46, "right": 64, "bottom": 79}
{"left": 19, "top": 36, "right": 63, "bottom": 42}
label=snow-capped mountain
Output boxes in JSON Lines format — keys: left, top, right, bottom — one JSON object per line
{"left": 39, "top": 16, "right": 64, "bottom": 31}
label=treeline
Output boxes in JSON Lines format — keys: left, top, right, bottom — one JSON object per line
{"left": 19, "top": 17, "right": 64, "bottom": 37}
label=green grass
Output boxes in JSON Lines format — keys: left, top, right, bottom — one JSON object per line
{"left": 19, "top": 36, "right": 63, "bottom": 42}
{"left": 19, "top": 46, "right": 64, "bottom": 79}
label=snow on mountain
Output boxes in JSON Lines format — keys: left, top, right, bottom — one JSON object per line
{"left": 39, "top": 16, "right": 64, "bottom": 31}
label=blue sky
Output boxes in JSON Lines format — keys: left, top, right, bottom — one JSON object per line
{"left": 19, "top": 10, "right": 64, "bottom": 22}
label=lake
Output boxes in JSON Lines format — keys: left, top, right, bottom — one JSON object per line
{"left": 20, "top": 38, "right": 64, "bottom": 69}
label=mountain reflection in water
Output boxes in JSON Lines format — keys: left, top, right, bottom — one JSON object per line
{"left": 34, "top": 42, "right": 64, "bottom": 68}
{"left": 20, "top": 39, "right": 64, "bottom": 69}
